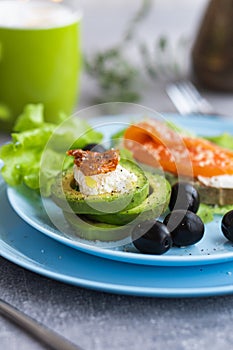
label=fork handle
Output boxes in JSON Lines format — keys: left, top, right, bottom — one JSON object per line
{"left": 0, "top": 299, "right": 83, "bottom": 350}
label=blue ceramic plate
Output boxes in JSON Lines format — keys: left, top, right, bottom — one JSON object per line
{"left": 6, "top": 114, "right": 233, "bottom": 267}
{"left": 3, "top": 177, "right": 233, "bottom": 297}
{"left": 3, "top": 177, "right": 233, "bottom": 298}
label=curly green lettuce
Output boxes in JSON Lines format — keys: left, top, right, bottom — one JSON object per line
{"left": 0, "top": 104, "right": 103, "bottom": 196}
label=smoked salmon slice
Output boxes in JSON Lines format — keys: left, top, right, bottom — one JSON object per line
{"left": 124, "top": 119, "right": 233, "bottom": 178}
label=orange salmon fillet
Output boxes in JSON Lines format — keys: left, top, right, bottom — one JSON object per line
{"left": 124, "top": 119, "right": 233, "bottom": 178}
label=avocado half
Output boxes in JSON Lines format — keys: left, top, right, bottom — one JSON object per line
{"left": 51, "top": 160, "right": 149, "bottom": 215}
{"left": 62, "top": 173, "right": 170, "bottom": 241}
{"left": 51, "top": 160, "right": 171, "bottom": 241}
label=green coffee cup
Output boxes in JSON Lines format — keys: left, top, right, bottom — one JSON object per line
{"left": 0, "top": 1, "right": 82, "bottom": 132}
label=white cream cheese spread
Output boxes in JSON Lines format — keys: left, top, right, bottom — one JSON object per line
{"left": 198, "top": 175, "right": 233, "bottom": 189}
{"left": 74, "top": 164, "right": 138, "bottom": 196}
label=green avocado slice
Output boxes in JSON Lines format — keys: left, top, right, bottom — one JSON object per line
{"left": 51, "top": 160, "right": 149, "bottom": 215}
{"left": 85, "top": 173, "right": 171, "bottom": 225}
{"left": 62, "top": 212, "right": 134, "bottom": 241}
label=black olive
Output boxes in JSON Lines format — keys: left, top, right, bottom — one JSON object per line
{"left": 169, "top": 182, "right": 200, "bottom": 213}
{"left": 82, "top": 143, "right": 106, "bottom": 153}
{"left": 221, "top": 210, "right": 233, "bottom": 242}
{"left": 164, "top": 209, "right": 204, "bottom": 247}
{"left": 132, "top": 220, "right": 172, "bottom": 255}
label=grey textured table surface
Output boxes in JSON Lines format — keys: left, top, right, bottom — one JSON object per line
{"left": 1, "top": 1, "right": 233, "bottom": 350}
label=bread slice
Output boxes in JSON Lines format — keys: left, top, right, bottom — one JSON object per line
{"left": 165, "top": 171, "right": 233, "bottom": 206}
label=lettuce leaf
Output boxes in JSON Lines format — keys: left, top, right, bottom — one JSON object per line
{"left": 13, "top": 104, "right": 44, "bottom": 132}
{"left": 197, "top": 203, "right": 233, "bottom": 224}
{"left": 205, "top": 133, "right": 233, "bottom": 151}
{"left": 0, "top": 104, "right": 103, "bottom": 196}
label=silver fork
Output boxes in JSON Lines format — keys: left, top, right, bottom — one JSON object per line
{"left": 0, "top": 298, "right": 83, "bottom": 350}
{"left": 166, "top": 81, "right": 216, "bottom": 115}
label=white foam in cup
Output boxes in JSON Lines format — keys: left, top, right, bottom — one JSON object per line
{"left": 0, "top": 0, "right": 81, "bottom": 29}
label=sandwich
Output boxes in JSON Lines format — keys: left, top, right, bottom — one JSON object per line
{"left": 123, "top": 119, "right": 233, "bottom": 206}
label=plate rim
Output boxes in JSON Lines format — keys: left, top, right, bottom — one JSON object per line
{"left": 3, "top": 246, "right": 233, "bottom": 298}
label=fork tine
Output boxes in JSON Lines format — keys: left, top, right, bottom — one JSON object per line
{"left": 182, "top": 81, "right": 215, "bottom": 114}
{"left": 166, "top": 81, "right": 215, "bottom": 115}
{"left": 177, "top": 82, "right": 200, "bottom": 113}
{"left": 166, "top": 84, "right": 194, "bottom": 115}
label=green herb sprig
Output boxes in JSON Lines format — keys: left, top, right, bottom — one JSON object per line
{"left": 84, "top": 0, "right": 153, "bottom": 103}
{"left": 84, "top": 0, "right": 189, "bottom": 104}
